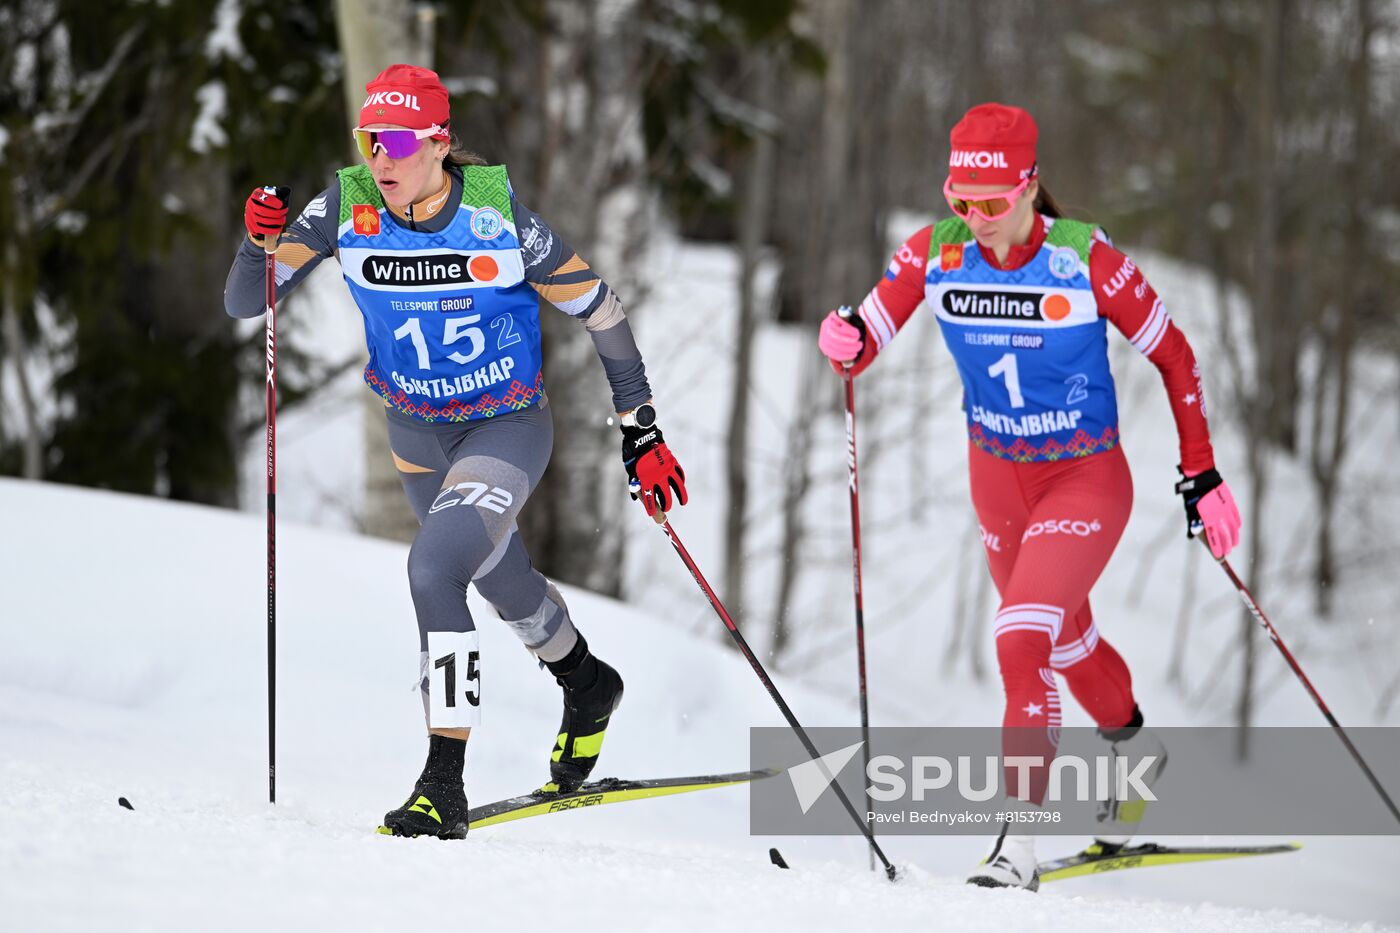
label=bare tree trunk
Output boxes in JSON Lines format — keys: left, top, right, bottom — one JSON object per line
{"left": 969, "top": 557, "right": 990, "bottom": 682}
{"left": 1236, "top": 0, "right": 1290, "bottom": 752}
{"left": 2, "top": 231, "right": 43, "bottom": 480}
{"left": 767, "top": 0, "right": 895, "bottom": 660}
{"left": 335, "top": 0, "right": 423, "bottom": 541}
{"left": 1167, "top": 537, "right": 1199, "bottom": 688}
{"left": 944, "top": 515, "right": 982, "bottom": 675}
{"left": 414, "top": 3, "right": 436, "bottom": 64}
{"left": 1, "top": 134, "right": 47, "bottom": 481}
{"left": 512, "top": 0, "right": 647, "bottom": 597}
{"left": 1309, "top": 0, "right": 1369, "bottom": 618}
{"left": 1237, "top": 457, "right": 1268, "bottom": 742}
{"left": 769, "top": 355, "right": 822, "bottom": 666}
{"left": 814, "top": 0, "right": 852, "bottom": 308}
{"left": 724, "top": 56, "right": 779, "bottom": 625}
{"left": 907, "top": 325, "right": 937, "bottom": 522}
{"left": 335, "top": 0, "right": 419, "bottom": 130}
{"left": 1379, "top": 668, "right": 1400, "bottom": 720}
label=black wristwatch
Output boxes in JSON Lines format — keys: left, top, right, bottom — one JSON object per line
{"left": 620, "top": 403, "right": 657, "bottom": 429}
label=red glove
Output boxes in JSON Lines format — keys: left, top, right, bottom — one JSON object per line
{"left": 244, "top": 186, "right": 291, "bottom": 244}
{"left": 622, "top": 425, "right": 687, "bottom": 517}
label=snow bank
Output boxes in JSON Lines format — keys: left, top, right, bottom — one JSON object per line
{"left": 1, "top": 479, "right": 1393, "bottom": 930}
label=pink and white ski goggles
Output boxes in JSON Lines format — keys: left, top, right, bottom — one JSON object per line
{"left": 352, "top": 125, "right": 448, "bottom": 161}
{"left": 943, "top": 174, "right": 1033, "bottom": 222}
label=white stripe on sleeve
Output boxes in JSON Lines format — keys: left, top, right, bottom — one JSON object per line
{"left": 1129, "top": 298, "right": 1170, "bottom": 356}
{"left": 870, "top": 290, "right": 900, "bottom": 346}
{"left": 859, "top": 294, "right": 894, "bottom": 349}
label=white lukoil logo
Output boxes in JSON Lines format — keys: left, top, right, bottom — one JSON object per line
{"left": 362, "top": 90, "right": 422, "bottom": 111}
{"left": 980, "top": 524, "right": 1003, "bottom": 553}
{"left": 949, "top": 150, "right": 1010, "bottom": 169}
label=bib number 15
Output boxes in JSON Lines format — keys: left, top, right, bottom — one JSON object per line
{"left": 427, "top": 630, "right": 481, "bottom": 729}
{"left": 394, "top": 315, "right": 485, "bottom": 370}
{"left": 987, "top": 352, "right": 1025, "bottom": 409}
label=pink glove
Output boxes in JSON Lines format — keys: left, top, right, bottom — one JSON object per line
{"left": 1197, "top": 482, "right": 1241, "bottom": 559}
{"left": 818, "top": 310, "right": 865, "bottom": 365}
{"left": 1175, "top": 468, "right": 1242, "bottom": 559}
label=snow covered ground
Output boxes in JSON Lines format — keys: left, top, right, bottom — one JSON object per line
{"left": 86, "top": 219, "right": 1390, "bottom": 930}
{"left": 1, "top": 479, "right": 1396, "bottom": 932}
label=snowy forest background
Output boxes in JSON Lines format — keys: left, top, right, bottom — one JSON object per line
{"left": 4, "top": 0, "right": 1400, "bottom": 732}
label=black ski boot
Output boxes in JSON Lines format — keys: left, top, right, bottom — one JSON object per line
{"left": 378, "top": 734, "right": 470, "bottom": 839}
{"left": 542, "top": 635, "right": 624, "bottom": 794}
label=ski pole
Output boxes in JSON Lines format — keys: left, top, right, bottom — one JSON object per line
{"left": 836, "top": 305, "right": 875, "bottom": 871}
{"left": 262, "top": 188, "right": 286, "bottom": 805}
{"left": 1205, "top": 539, "right": 1400, "bottom": 824}
{"left": 650, "top": 511, "right": 899, "bottom": 881}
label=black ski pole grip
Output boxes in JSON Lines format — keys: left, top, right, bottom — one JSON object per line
{"left": 836, "top": 305, "right": 863, "bottom": 371}
{"left": 261, "top": 185, "right": 292, "bottom": 255}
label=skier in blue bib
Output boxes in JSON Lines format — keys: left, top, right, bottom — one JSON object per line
{"left": 225, "top": 64, "right": 687, "bottom": 838}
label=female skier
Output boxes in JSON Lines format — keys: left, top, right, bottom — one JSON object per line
{"left": 817, "top": 102, "right": 1242, "bottom": 889}
{"left": 224, "top": 65, "right": 687, "bottom": 838}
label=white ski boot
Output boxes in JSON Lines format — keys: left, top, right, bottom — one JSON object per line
{"left": 1094, "top": 708, "right": 1168, "bottom": 850}
{"left": 967, "top": 827, "right": 1040, "bottom": 891}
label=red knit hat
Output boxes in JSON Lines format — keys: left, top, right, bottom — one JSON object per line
{"left": 359, "top": 64, "right": 451, "bottom": 136}
{"left": 947, "top": 103, "right": 1038, "bottom": 186}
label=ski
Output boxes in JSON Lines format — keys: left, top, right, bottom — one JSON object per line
{"left": 1038, "top": 841, "right": 1301, "bottom": 883}
{"left": 377, "top": 768, "right": 779, "bottom": 835}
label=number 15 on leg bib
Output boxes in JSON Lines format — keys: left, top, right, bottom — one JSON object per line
{"left": 427, "top": 630, "right": 482, "bottom": 729}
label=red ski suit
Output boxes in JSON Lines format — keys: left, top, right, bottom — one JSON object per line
{"left": 853, "top": 214, "right": 1215, "bottom": 803}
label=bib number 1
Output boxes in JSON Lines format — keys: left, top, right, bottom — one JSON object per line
{"left": 427, "top": 630, "right": 481, "bottom": 728}
{"left": 988, "top": 352, "right": 1025, "bottom": 409}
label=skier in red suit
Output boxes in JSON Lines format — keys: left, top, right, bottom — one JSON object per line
{"left": 819, "top": 102, "right": 1242, "bottom": 890}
